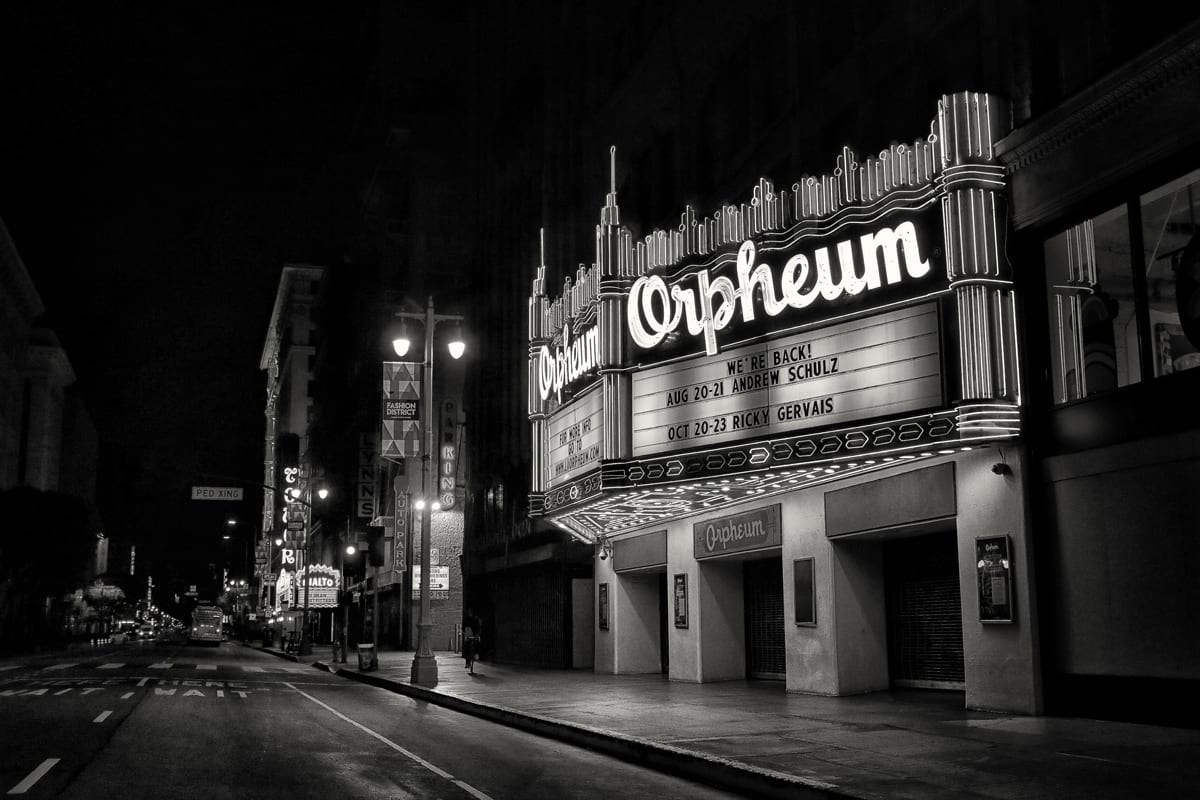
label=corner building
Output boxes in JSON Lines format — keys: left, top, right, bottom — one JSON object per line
{"left": 529, "top": 93, "right": 1040, "bottom": 714}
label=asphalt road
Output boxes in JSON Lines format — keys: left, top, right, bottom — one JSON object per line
{"left": 0, "top": 637, "right": 740, "bottom": 799}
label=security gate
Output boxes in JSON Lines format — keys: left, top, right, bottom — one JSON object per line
{"left": 885, "top": 531, "right": 965, "bottom": 689}
{"left": 744, "top": 558, "right": 785, "bottom": 680}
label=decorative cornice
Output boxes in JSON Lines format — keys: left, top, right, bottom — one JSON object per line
{"left": 997, "top": 21, "right": 1200, "bottom": 172}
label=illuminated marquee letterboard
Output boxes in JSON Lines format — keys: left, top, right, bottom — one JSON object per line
{"left": 631, "top": 303, "right": 942, "bottom": 456}
{"left": 544, "top": 386, "right": 604, "bottom": 488}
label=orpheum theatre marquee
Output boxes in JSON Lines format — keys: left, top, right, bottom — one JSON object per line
{"left": 528, "top": 92, "right": 1020, "bottom": 543}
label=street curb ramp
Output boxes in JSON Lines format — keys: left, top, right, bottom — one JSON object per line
{"left": 312, "top": 660, "right": 850, "bottom": 800}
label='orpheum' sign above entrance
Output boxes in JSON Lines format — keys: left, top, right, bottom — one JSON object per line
{"left": 695, "top": 504, "right": 782, "bottom": 559}
{"left": 628, "top": 209, "right": 944, "bottom": 360}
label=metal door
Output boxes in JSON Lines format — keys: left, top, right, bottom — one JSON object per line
{"left": 885, "top": 531, "right": 965, "bottom": 689}
{"left": 744, "top": 558, "right": 785, "bottom": 680}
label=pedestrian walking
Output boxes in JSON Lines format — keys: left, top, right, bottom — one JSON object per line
{"left": 462, "top": 608, "right": 483, "bottom": 674}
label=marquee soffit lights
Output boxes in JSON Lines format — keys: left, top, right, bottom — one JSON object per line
{"left": 553, "top": 443, "right": 989, "bottom": 540}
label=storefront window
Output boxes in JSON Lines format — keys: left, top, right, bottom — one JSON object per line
{"left": 1044, "top": 167, "right": 1200, "bottom": 404}
{"left": 1140, "top": 168, "right": 1200, "bottom": 377}
{"left": 1044, "top": 206, "right": 1139, "bottom": 403}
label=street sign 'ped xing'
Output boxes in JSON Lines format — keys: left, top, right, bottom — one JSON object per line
{"left": 191, "top": 486, "right": 244, "bottom": 501}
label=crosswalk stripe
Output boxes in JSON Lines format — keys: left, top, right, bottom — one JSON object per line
{"left": 8, "top": 758, "right": 59, "bottom": 794}
{"left": 98, "top": 663, "right": 124, "bottom": 670}
{"left": 149, "top": 663, "right": 173, "bottom": 669}
{"left": 194, "top": 664, "right": 217, "bottom": 670}
{"left": 43, "top": 663, "right": 77, "bottom": 671}
{"left": 242, "top": 666, "right": 264, "bottom": 672}
{"left": 0, "top": 665, "right": 22, "bottom": 671}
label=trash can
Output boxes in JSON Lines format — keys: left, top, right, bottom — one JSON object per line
{"left": 357, "top": 643, "right": 377, "bottom": 671}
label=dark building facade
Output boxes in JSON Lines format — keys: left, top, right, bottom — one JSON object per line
{"left": 442, "top": 2, "right": 1200, "bottom": 725}
{"left": 278, "top": 3, "right": 1200, "bottom": 724}
{"left": 0, "top": 217, "right": 103, "bottom": 651}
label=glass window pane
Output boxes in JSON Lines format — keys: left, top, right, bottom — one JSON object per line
{"left": 1091, "top": 205, "right": 1141, "bottom": 390}
{"left": 1043, "top": 205, "right": 1140, "bottom": 404}
{"left": 1140, "top": 168, "right": 1200, "bottom": 376}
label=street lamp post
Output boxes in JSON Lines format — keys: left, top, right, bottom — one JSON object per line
{"left": 392, "top": 296, "right": 464, "bottom": 686}
{"left": 287, "top": 484, "right": 328, "bottom": 656}
{"left": 336, "top": 539, "right": 356, "bottom": 663}
{"left": 222, "top": 518, "right": 240, "bottom": 625}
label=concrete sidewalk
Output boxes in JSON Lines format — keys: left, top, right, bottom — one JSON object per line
{"left": 256, "top": 643, "right": 1200, "bottom": 799}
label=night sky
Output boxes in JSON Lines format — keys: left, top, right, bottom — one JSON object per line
{"left": 0, "top": 6, "right": 391, "bottom": 582}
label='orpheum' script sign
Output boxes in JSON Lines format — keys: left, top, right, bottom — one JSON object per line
{"left": 631, "top": 303, "right": 941, "bottom": 456}
{"left": 538, "top": 323, "right": 601, "bottom": 404}
{"left": 627, "top": 214, "right": 940, "bottom": 358}
{"left": 695, "top": 504, "right": 782, "bottom": 559}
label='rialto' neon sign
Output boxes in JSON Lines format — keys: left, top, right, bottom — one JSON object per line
{"left": 539, "top": 323, "right": 601, "bottom": 403}
{"left": 627, "top": 220, "right": 932, "bottom": 356}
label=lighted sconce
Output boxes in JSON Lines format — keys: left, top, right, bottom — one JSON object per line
{"left": 392, "top": 319, "right": 412, "bottom": 358}
{"left": 391, "top": 317, "right": 466, "bottom": 360}
{"left": 446, "top": 323, "right": 466, "bottom": 360}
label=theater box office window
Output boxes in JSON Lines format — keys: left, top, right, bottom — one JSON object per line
{"left": 528, "top": 93, "right": 1041, "bottom": 715}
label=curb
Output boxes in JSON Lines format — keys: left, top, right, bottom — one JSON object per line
{"left": 311, "top": 659, "right": 852, "bottom": 800}
{"left": 252, "top": 644, "right": 301, "bottom": 663}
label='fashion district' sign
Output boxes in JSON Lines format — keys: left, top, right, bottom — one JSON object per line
{"left": 694, "top": 504, "right": 782, "bottom": 559}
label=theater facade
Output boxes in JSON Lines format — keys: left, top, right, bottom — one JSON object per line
{"left": 528, "top": 92, "right": 1042, "bottom": 715}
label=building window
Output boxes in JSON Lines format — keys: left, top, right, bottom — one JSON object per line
{"left": 1044, "top": 167, "right": 1200, "bottom": 404}
{"left": 1141, "top": 169, "right": 1200, "bottom": 377}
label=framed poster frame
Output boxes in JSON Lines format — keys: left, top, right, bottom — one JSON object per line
{"left": 976, "top": 535, "right": 1014, "bottom": 623}
{"left": 793, "top": 558, "right": 816, "bottom": 626}
{"left": 673, "top": 574, "right": 688, "bottom": 628}
{"left": 598, "top": 582, "right": 609, "bottom": 630}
